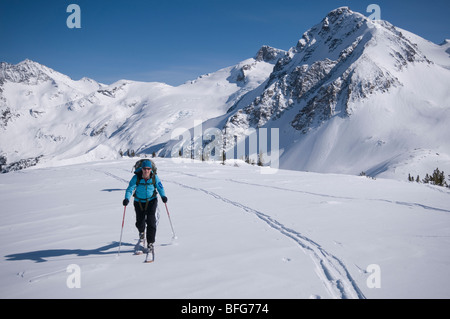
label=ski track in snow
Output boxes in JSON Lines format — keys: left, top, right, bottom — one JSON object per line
{"left": 97, "top": 167, "right": 365, "bottom": 298}
{"left": 92, "top": 169, "right": 129, "bottom": 184}
{"left": 175, "top": 171, "right": 450, "bottom": 214}
{"left": 166, "top": 178, "right": 366, "bottom": 299}
{"left": 96, "top": 165, "right": 450, "bottom": 298}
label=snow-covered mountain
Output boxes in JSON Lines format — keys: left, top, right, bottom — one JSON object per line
{"left": 163, "top": 7, "right": 450, "bottom": 180}
{"left": 0, "top": 47, "right": 283, "bottom": 171}
{"left": 1, "top": 7, "right": 449, "bottom": 182}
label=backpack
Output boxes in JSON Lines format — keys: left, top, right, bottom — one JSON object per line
{"left": 132, "top": 159, "right": 158, "bottom": 205}
{"left": 132, "top": 158, "right": 157, "bottom": 175}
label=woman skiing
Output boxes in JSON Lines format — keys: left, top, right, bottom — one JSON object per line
{"left": 122, "top": 160, "right": 167, "bottom": 254}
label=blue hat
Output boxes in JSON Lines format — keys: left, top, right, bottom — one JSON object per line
{"left": 141, "top": 160, "right": 152, "bottom": 169}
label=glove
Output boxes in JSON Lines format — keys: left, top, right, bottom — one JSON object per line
{"left": 161, "top": 196, "right": 168, "bottom": 203}
{"left": 123, "top": 198, "right": 129, "bottom": 206}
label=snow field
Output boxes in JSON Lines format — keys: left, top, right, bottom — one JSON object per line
{"left": 1, "top": 158, "right": 450, "bottom": 299}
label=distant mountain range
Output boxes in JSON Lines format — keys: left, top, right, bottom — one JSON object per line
{"left": 1, "top": 7, "right": 449, "bottom": 181}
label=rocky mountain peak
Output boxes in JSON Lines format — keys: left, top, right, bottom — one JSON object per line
{"left": 254, "top": 45, "right": 286, "bottom": 63}
{"left": 224, "top": 7, "right": 434, "bottom": 136}
{"left": 0, "top": 59, "right": 53, "bottom": 85}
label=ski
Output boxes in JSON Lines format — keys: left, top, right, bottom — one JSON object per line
{"left": 144, "top": 244, "right": 155, "bottom": 263}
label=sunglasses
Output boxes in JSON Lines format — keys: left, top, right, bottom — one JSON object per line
{"left": 142, "top": 168, "right": 151, "bottom": 171}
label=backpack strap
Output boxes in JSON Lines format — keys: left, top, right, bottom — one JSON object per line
{"left": 133, "top": 172, "right": 158, "bottom": 210}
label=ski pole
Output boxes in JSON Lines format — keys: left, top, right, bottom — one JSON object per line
{"left": 118, "top": 205, "right": 127, "bottom": 255}
{"left": 164, "top": 203, "right": 177, "bottom": 239}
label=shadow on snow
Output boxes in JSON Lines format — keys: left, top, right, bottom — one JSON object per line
{"left": 4, "top": 242, "right": 134, "bottom": 263}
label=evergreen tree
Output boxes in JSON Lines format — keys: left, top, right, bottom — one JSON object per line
{"left": 430, "top": 168, "right": 446, "bottom": 187}
{"left": 257, "top": 151, "right": 264, "bottom": 167}
{"left": 222, "top": 150, "right": 226, "bottom": 165}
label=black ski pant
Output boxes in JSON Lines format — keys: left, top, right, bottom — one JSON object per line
{"left": 134, "top": 198, "right": 158, "bottom": 244}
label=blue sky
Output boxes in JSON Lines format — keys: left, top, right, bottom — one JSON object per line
{"left": 1, "top": 0, "right": 449, "bottom": 86}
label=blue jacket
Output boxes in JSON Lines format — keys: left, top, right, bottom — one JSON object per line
{"left": 125, "top": 174, "right": 166, "bottom": 202}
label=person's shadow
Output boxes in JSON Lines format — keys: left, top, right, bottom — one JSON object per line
{"left": 5, "top": 242, "right": 134, "bottom": 263}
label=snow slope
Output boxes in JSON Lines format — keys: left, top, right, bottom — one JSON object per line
{"left": 1, "top": 158, "right": 449, "bottom": 299}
